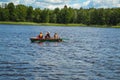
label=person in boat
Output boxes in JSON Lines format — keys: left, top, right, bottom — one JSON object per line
{"left": 37, "top": 32, "right": 43, "bottom": 39}
{"left": 45, "top": 32, "right": 51, "bottom": 39}
{"left": 54, "top": 33, "right": 59, "bottom": 39}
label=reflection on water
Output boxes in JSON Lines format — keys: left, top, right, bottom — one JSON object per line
{"left": 34, "top": 42, "right": 59, "bottom": 47}
{"left": 0, "top": 25, "right": 120, "bottom": 80}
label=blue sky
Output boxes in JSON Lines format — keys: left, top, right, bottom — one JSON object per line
{"left": 0, "top": 0, "right": 120, "bottom": 9}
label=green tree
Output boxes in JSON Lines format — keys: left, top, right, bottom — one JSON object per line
{"left": 54, "top": 8, "right": 60, "bottom": 23}
{"left": 26, "top": 6, "right": 33, "bottom": 21}
{"left": 58, "top": 5, "right": 72, "bottom": 24}
{"left": 104, "top": 9, "right": 110, "bottom": 25}
{"left": 68, "top": 7, "right": 76, "bottom": 23}
{"left": 77, "top": 8, "right": 89, "bottom": 24}
{"left": 33, "top": 8, "right": 41, "bottom": 23}
{"left": 89, "top": 8, "right": 105, "bottom": 25}
{"left": 16, "top": 4, "right": 27, "bottom": 21}
{"left": 96, "top": 8, "right": 105, "bottom": 25}
{"left": 116, "top": 8, "right": 120, "bottom": 25}
{"left": 7, "top": 2, "right": 16, "bottom": 21}
{"left": 0, "top": 7, "right": 2, "bottom": 21}
{"left": 49, "top": 10, "right": 57, "bottom": 23}
{"left": 0, "top": 2, "right": 120, "bottom": 26}
{"left": 109, "top": 8, "right": 120, "bottom": 25}
{"left": 89, "top": 8, "right": 98, "bottom": 25}
{"left": 0, "top": 8, "right": 9, "bottom": 21}
{"left": 40, "top": 9, "right": 50, "bottom": 23}
{"left": 77, "top": 8, "right": 84, "bottom": 23}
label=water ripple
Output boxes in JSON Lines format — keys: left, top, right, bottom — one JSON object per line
{"left": 0, "top": 25, "right": 120, "bottom": 80}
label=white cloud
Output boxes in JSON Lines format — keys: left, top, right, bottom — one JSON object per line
{"left": 33, "top": 0, "right": 72, "bottom": 9}
{"left": 45, "top": 0, "right": 69, "bottom": 3}
{"left": 19, "top": 0, "right": 36, "bottom": 5}
{"left": 117, "top": 4, "right": 120, "bottom": 7}
{"left": 9, "top": 0, "right": 19, "bottom": 5}
{"left": 83, "top": 0, "right": 120, "bottom": 8}
{"left": 47, "top": 4, "right": 64, "bottom": 9}
{"left": 0, "top": 0, "right": 120, "bottom": 9}
{"left": 82, "top": 0, "right": 91, "bottom": 7}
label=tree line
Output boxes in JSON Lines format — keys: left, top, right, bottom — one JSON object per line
{"left": 0, "top": 3, "right": 120, "bottom": 25}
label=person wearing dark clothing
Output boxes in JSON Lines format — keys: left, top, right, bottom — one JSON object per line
{"left": 45, "top": 32, "right": 51, "bottom": 39}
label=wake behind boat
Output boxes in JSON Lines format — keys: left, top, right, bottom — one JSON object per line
{"left": 30, "top": 37, "right": 62, "bottom": 43}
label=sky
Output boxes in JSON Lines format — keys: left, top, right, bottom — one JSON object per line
{"left": 0, "top": 0, "right": 120, "bottom": 9}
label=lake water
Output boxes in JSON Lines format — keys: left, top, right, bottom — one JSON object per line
{"left": 0, "top": 24, "right": 120, "bottom": 80}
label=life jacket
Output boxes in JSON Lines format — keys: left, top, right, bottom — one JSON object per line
{"left": 38, "top": 33, "right": 43, "bottom": 39}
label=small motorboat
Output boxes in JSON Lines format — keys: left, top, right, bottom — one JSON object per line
{"left": 30, "top": 37, "right": 62, "bottom": 43}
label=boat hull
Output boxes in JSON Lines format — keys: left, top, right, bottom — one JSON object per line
{"left": 30, "top": 37, "right": 62, "bottom": 43}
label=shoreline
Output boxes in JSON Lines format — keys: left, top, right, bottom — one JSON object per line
{"left": 0, "top": 21, "right": 86, "bottom": 27}
{"left": 0, "top": 21, "right": 120, "bottom": 28}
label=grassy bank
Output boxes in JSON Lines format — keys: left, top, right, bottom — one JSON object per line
{"left": 0, "top": 21, "right": 86, "bottom": 26}
{"left": 0, "top": 21, "right": 120, "bottom": 28}
{"left": 112, "top": 26, "right": 120, "bottom": 28}
{"left": 0, "top": 21, "right": 42, "bottom": 26}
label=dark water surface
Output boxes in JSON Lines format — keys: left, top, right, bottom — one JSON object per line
{"left": 0, "top": 24, "right": 120, "bottom": 80}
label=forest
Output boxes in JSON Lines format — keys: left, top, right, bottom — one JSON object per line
{"left": 0, "top": 2, "right": 120, "bottom": 26}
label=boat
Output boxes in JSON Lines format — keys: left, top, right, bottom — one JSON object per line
{"left": 30, "top": 37, "right": 62, "bottom": 43}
